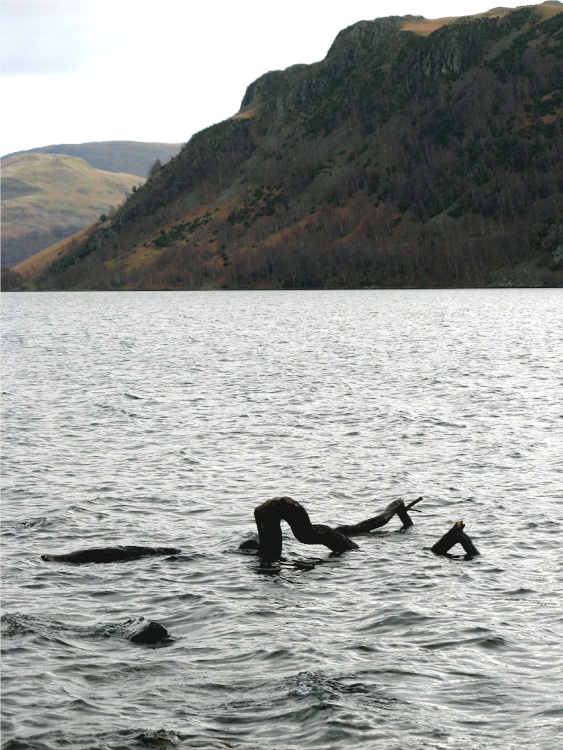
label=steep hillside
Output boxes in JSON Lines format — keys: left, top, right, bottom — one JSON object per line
{"left": 2, "top": 141, "right": 182, "bottom": 179}
{"left": 1, "top": 153, "right": 143, "bottom": 267}
{"left": 11, "top": 227, "right": 92, "bottom": 282}
{"left": 18, "top": 3, "right": 563, "bottom": 290}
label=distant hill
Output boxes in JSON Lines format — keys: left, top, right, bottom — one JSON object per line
{"left": 1, "top": 141, "right": 183, "bottom": 269}
{"left": 1, "top": 153, "right": 143, "bottom": 268}
{"left": 9, "top": 2, "right": 563, "bottom": 291}
{"left": 2, "top": 141, "right": 183, "bottom": 179}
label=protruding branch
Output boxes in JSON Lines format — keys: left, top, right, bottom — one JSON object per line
{"left": 431, "top": 521, "right": 480, "bottom": 558}
{"left": 335, "top": 497, "right": 423, "bottom": 535}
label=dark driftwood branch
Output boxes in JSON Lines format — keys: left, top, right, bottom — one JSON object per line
{"left": 335, "top": 497, "right": 423, "bottom": 536}
{"left": 431, "top": 521, "right": 480, "bottom": 558}
{"left": 241, "top": 496, "right": 422, "bottom": 559}
{"left": 41, "top": 545, "right": 180, "bottom": 564}
{"left": 253, "top": 496, "right": 358, "bottom": 558}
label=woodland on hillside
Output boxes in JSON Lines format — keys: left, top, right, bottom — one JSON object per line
{"left": 9, "top": 5, "right": 563, "bottom": 291}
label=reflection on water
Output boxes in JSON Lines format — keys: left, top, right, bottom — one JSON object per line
{"left": 2, "top": 289, "right": 562, "bottom": 750}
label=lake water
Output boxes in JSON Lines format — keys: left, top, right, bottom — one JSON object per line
{"left": 1, "top": 289, "right": 562, "bottom": 750}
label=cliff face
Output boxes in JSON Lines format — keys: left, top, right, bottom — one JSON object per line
{"left": 21, "top": 3, "right": 563, "bottom": 290}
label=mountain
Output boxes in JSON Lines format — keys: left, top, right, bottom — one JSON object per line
{"left": 1, "top": 141, "right": 183, "bottom": 179}
{"left": 9, "top": 3, "right": 563, "bottom": 291}
{"left": 1, "top": 153, "right": 144, "bottom": 268}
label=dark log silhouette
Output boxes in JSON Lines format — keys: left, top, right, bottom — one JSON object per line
{"left": 41, "top": 499, "right": 481, "bottom": 569}
{"left": 241, "top": 496, "right": 422, "bottom": 559}
{"left": 254, "top": 496, "right": 358, "bottom": 558}
{"left": 41, "top": 545, "right": 180, "bottom": 564}
{"left": 431, "top": 521, "right": 480, "bottom": 558}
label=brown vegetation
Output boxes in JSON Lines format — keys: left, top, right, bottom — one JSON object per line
{"left": 13, "top": 227, "right": 92, "bottom": 279}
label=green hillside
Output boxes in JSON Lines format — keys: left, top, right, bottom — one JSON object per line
{"left": 10, "top": 3, "right": 563, "bottom": 291}
{"left": 1, "top": 153, "right": 143, "bottom": 268}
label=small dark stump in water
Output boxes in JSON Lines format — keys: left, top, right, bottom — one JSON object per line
{"left": 123, "top": 617, "right": 171, "bottom": 644}
{"left": 41, "top": 545, "right": 181, "bottom": 564}
{"left": 431, "top": 521, "right": 480, "bottom": 558}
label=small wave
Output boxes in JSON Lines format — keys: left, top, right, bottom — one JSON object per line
{"left": 532, "top": 706, "right": 563, "bottom": 718}
{"left": 135, "top": 729, "right": 234, "bottom": 748}
{"left": 180, "top": 451, "right": 202, "bottom": 464}
{"left": 8, "top": 516, "right": 50, "bottom": 530}
{"left": 421, "top": 628, "right": 509, "bottom": 651}
{"left": 2, "top": 727, "right": 239, "bottom": 750}
{"left": 329, "top": 490, "right": 354, "bottom": 500}
{"left": 355, "top": 608, "right": 434, "bottom": 634}
{"left": 287, "top": 670, "right": 401, "bottom": 713}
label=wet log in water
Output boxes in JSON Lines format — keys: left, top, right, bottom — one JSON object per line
{"left": 253, "top": 496, "right": 358, "bottom": 558}
{"left": 41, "top": 546, "right": 180, "bottom": 564}
{"left": 244, "top": 496, "right": 421, "bottom": 559}
{"left": 431, "top": 521, "right": 480, "bottom": 558}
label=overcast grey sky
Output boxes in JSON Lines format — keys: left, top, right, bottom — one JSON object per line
{"left": 0, "top": 0, "right": 551, "bottom": 156}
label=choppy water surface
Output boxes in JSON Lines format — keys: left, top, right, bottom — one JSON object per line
{"left": 1, "top": 289, "right": 562, "bottom": 750}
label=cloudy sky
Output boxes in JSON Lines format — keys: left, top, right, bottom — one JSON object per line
{"left": 0, "top": 0, "right": 549, "bottom": 156}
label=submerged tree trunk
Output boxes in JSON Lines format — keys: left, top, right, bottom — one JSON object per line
{"left": 430, "top": 521, "right": 480, "bottom": 558}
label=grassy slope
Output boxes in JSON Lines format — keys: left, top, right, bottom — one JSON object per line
{"left": 401, "top": 0, "right": 563, "bottom": 35}
{"left": 1, "top": 153, "right": 144, "bottom": 266}
{"left": 2, "top": 153, "right": 143, "bottom": 237}
{"left": 13, "top": 227, "right": 92, "bottom": 279}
